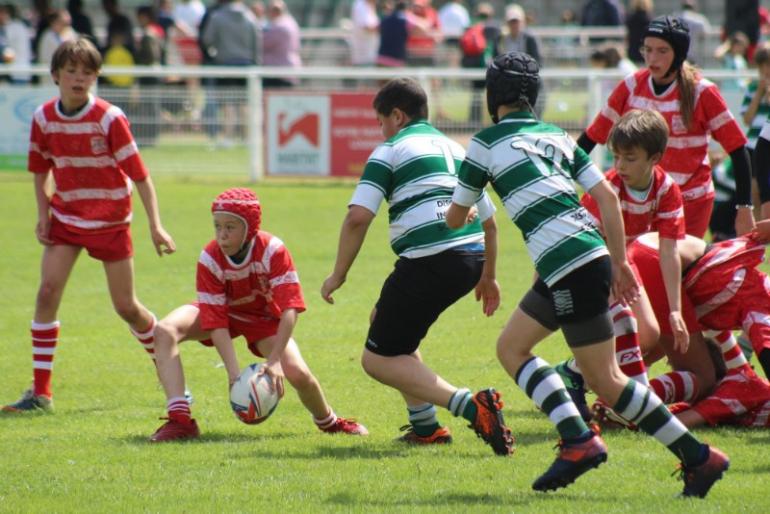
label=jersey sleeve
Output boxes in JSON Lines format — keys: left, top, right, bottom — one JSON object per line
{"left": 475, "top": 190, "right": 496, "bottom": 222}
{"left": 196, "top": 248, "right": 229, "bottom": 332}
{"left": 572, "top": 146, "right": 605, "bottom": 192}
{"left": 654, "top": 179, "right": 686, "bottom": 240}
{"left": 106, "top": 105, "right": 149, "bottom": 182}
{"left": 349, "top": 145, "right": 392, "bottom": 215}
{"left": 265, "top": 238, "right": 306, "bottom": 315}
{"left": 702, "top": 83, "right": 748, "bottom": 153}
{"left": 27, "top": 109, "right": 53, "bottom": 174}
{"left": 585, "top": 78, "right": 631, "bottom": 144}
{"left": 453, "top": 138, "right": 491, "bottom": 207}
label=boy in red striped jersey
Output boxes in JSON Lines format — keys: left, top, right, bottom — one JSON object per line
{"left": 557, "top": 109, "right": 689, "bottom": 417}
{"left": 3, "top": 38, "right": 176, "bottom": 413}
{"left": 148, "top": 188, "right": 367, "bottom": 441}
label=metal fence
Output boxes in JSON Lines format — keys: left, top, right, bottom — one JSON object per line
{"left": 0, "top": 64, "right": 756, "bottom": 180}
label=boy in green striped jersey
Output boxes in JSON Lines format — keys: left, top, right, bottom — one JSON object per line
{"left": 321, "top": 78, "right": 514, "bottom": 455}
{"left": 447, "top": 51, "right": 729, "bottom": 497}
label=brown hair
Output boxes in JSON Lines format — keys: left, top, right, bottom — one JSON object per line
{"left": 754, "top": 43, "right": 770, "bottom": 66}
{"left": 608, "top": 109, "right": 669, "bottom": 157}
{"left": 373, "top": 78, "right": 429, "bottom": 119}
{"left": 676, "top": 61, "right": 698, "bottom": 131}
{"left": 50, "top": 37, "right": 102, "bottom": 75}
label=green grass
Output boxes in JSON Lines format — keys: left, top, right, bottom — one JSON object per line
{"left": 0, "top": 175, "right": 768, "bottom": 513}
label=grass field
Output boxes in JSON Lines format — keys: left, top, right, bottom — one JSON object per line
{"left": 1, "top": 174, "right": 768, "bottom": 513}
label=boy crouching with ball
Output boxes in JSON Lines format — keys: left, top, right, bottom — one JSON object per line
{"left": 149, "top": 188, "right": 367, "bottom": 441}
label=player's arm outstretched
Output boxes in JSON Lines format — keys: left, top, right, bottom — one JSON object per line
{"left": 32, "top": 171, "right": 53, "bottom": 245}
{"left": 257, "top": 308, "right": 298, "bottom": 398}
{"left": 659, "top": 237, "right": 688, "bottom": 352}
{"left": 321, "top": 205, "right": 376, "bottom": 304}
{"left": 134, "top": 176, "right": 176, "bottom": 256}
{"left": 587, "top": 179, "right": 639, "bottom": 304}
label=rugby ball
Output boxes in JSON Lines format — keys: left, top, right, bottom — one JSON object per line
{"left": 229, "top": 363, "right": 279, "bottom": 424}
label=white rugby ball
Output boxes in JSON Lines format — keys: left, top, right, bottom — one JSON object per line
{"left": 229, "top": 363, "right": 279, "bottom": 424}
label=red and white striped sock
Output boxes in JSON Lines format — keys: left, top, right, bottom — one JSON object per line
{"left": 649, "top": 370, "right": 699, "bottom": 404}
{"left": 167, "top": 396, "right": 192, "bottom": 424}
{"left": 610, "top": 302, "right": 649, "bottom": 386}
{"left": 707, "top": 330, "right": 749, "bottom": 371}
{"left": 313, "top": 410, "right": 338, "bottom": 431}
{"left": 32, "top": 320, "right": 60, "bottom": 398}
{"left": 130, "top": 314, "right": 157, "bottom": 361}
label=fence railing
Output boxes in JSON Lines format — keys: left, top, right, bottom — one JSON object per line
{"left": 0, "top": 65, "right": 755, "bottom": 181}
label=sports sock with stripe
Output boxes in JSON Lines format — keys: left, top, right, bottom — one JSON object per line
{"left": 407, "top": 403, "right": 440, "bottom": 436}
{"left": 31, "top": 320, "right": 59, "bottom": 398}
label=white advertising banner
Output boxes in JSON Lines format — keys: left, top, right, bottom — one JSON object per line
{"left": 266, "top": 94, "right": 331, "bottom": 175}
{"left": 0, "top": 86, "right": 58, "bottom": 170}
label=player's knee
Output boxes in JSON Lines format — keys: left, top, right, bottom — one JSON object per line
{"left": 360, "top": 349, "right": 382, "bottom": 379}
{"left": 154, "top": 321, "right": 179, "bottom": 347}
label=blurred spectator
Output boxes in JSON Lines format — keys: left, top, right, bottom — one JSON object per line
{"left": 625, "top": 0, "right": 652, "bottom": 65}
{"left": 31, "top": 0, "right": 54, "bottom": 65}
{"left": 725, "top": 0, "right": 760, "bottom": 62}
{"left": 0, "top": 3, "right": 32, "bottom": 83}
{"left": 103, "top": 29, "right": 135, "bottom": 87}
{"left": 741, "top": 44, "right": 770, "bottom": 210}
{"left": 250, "top": 1, "right": 266, "bottom": 26}
{"left": 173, "top": 0, "right": 205, "bottom": 65}
{"left": 201, "top": 0, "right": 261, "bottom": 146}
{"left": 102, "top": 0, "right": 135, "bottom": 55}
{"left": 262, "top": 0, "right": 300, "bottom": 87}
{"left": 350, "top": 0, "right": 379, "bottom": 66}
{"left": 580, "top": 0, "right": 623, "bottom": 27}
{"left": 552, "top": 8, "right": 579, "bottom": 65}
{"left": 438, "top": 0, "right": 469, "bottom": 43}
{"left": 500, "top": 4, "right": 539, "bottom": 64}
{"left": 67, "top": 0, "right": 95, "bottom": 44}
{"left": 156, "top": 0, "right": 175, "bottom": 43}
{"left": 376, "top": 1, "right": 410, "bottom": 68}
{"left": 37, "top": 10, "right": 75, "bottom": 72}
{"left": 677, "top": 0, "right": 710, "bottom": 65}
{"left": 173, "top": 0, "right": 205, "bottom": 35}
{"left": 714, "top": 31, "right": 750, "bottom": 92}
{"left": 460, "top": 2, "right": 499, "bottom": 127}
{"left": 407, "top": 0, "right": 440, "bottom": 66}
{"left": 134, "top": 5, "right": 163, "bottom": 146}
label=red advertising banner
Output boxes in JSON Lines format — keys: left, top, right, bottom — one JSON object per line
{"left": 329, "top": 91, "right": 381, "bottom": 177}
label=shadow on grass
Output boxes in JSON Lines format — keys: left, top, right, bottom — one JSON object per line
{"left": 325, "top": 489, "right": 606, "bottom": 508}
{"left": 235, "top": 444, "right": 412, "bottom": 460}
{"left": 119, "top": 431, "right": 296, "bottom": 445}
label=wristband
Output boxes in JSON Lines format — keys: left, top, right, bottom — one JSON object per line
{"left": 736, "top": 204, "right": 754, "bottom": 210}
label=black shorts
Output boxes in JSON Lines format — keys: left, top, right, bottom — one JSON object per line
{"left": 366, "top": 249, "right": 484, "bottom": 356}
{"left": 519, "top": 256, "right": 613, "bottom": 347}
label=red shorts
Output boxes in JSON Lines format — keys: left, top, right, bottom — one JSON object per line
{"left": 692, "top": 368, "right": 770, "bottom": 426}
{"left": 682, "top": 194, "right": 714, "bottom": 238}
{"left": 49, "top": 217, "right": 133, "bottom": 262}
{"left": 627, "top": 240, "right": 700, "bottom": 335}
{"left": 197, "top": 313, "right": 279, "bottom": 358}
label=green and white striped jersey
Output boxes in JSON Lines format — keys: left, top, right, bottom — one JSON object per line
{"left": 740, "top": 80, "right": 770, "bottom": 150}
{"left": 350, "top": 119, "right": 496, "bottom": 258}
{"left": 453, "top": 112, "right": 607, "bottom": 286}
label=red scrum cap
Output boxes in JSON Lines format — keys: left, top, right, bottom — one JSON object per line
{"left": 211, "top": 188, "right": 262, "bottom": 244}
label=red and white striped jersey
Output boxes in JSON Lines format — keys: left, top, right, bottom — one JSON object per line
{"left": 196, "top": 231, "right": 306, "bottom": 332}
{"left": 28, "top": 94, "right": 148, "bottom": 233}
{"left": 586, "top": 69, "right": 747, "bottom": 202}
{"left": 581, "top": 165, "right": 685, "bottom": 242}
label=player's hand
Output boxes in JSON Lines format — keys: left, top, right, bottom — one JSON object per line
{"left": 612, "top": 260, "right": 640, "bottom": 305}
{"left": 150, "top": 225, "right": 176, "bottom": 256}
{"left": 735, "top": 207, "right": 756, "bottom": 237}
{"left": 752, "top": 218, "right": 770, "bottom": 243}
{"left": 258, "top": 360, "right": 285, "bottom": 398}
{"left": 465, "top": 205, "right": 479, "bottom": 225}
{"left": 35, "top": 217, "right": 53, "bottom": 245}
{"left": 474, "top": 276, "right": 500, "bottom": 316}
{"left": 669, "top": 311, "right": 689, "bottom": 353}
{"left": 321, "top": 273, "right": 345, "bottom": 304}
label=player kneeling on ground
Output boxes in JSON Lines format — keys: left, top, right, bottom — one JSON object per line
{"left": 321, "top": 78, "right": 513, "bottom": 456}
{"left": 446, "top": 51, "right": 729, "bottom": 497}
{"left": 149, "top": 188, "right": 367, "bottom": 442}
